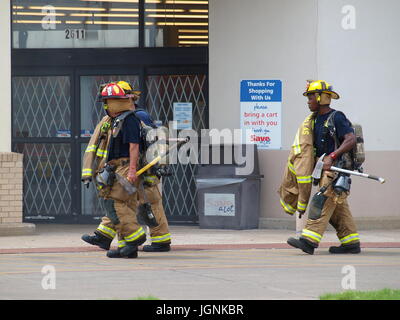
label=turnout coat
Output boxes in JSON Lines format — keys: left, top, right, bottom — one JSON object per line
{"left": 278, "top": 113, "right": 316, "bottom": 215}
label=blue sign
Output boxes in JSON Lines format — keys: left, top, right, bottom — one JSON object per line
{"left": 240, "top": 80, "right": 282, "bottom": 102}
{"left": 173, "top": 102, "right": 192, "bottom": 130}
{"left": 56, "top": 130, "right": 71, "bottom": 138}
{"left": 240, "top": 79, "right": 282, "bottom": 150}
{"left": 80, "top": 129, "right": 94, "bottom": 137}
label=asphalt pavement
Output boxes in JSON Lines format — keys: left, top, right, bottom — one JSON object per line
{"left": 0, "top": 224, "right": 399, "bottom": 300}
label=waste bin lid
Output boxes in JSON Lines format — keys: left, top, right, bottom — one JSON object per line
{"left": 195, "top": 178, "right": 247, "bottom": 189}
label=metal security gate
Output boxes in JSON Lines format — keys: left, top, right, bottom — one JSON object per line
{"left": 12, "top": 75, "right": 74, "bottom": 222}
{"left": 12, "top": 50, "right": 208, "bottom": 224}
{"left": 146, "top": 73, "right": 207, "bottom": 223}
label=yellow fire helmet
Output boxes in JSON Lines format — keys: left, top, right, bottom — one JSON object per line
{"left": 303, "top": 80, "right": 340, "bottom": 100}
{"left": 116, "top": 81, "right": 141, "bottom": 98}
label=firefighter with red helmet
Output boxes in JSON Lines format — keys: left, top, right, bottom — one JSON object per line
{"left": 81, "top": 81, "right": 172, "bottom": 258}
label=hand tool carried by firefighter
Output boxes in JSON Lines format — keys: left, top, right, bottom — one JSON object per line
{"left": 129, "top": 137, "right": 190, "bottom": 226}
{"left": 312, "top": 153, "right": 386, "bottom": 184}
{"left": 96, "top": 137, "right": 189, "bottom": 193}
{"left": 115, "top": 173, "right": 137, "bottom": 195}
{"left": 134, "top": 136, "right": 190, "bottom": 177}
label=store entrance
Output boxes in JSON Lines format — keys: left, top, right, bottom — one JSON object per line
{"left": 12, "top": 49, "right": 208, "bottom": 224}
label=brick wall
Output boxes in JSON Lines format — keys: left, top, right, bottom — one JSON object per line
{"left": 0, "top": 152, "right": 23, "bottom": 224}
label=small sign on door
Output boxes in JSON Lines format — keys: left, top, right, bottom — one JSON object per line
{"left": 173, "top": 102, "right": 192, "bottom": 130}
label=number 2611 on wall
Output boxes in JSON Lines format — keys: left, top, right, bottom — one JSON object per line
{"left": 65, "top": 29, "right": 86, "bottom": 40}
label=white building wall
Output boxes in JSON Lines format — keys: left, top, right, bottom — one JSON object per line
{"left": 210, "top": 0, "right": 317, "bottom": 148}
{"left": 209, "top": 0, "right": 400, "bottom": 226}
{"left": 317, "top": 0, "right": 400, "bottom": 151}
{"left": 0, "top": 1, "right": 11, "bottom": 152}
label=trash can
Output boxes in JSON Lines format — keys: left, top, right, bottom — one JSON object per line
{"left": 195, "top": 144, "right": 264, "bottom": 230}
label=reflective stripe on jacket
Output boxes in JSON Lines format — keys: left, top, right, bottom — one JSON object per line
{"left": 278, "top": 113, "right": 316, "bottom": 214}
{"left": 81, "top": 116, "right": 113, "bottom": 180}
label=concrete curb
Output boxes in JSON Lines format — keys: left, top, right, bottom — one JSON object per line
{"left": 1, "top": 242, "right": 400, "bottom": 254}
{"left": 259, "top": 217, "right": 400, "bottom": 230}
{"left": 0, "top": 223, "right": 36, "bottom": 236}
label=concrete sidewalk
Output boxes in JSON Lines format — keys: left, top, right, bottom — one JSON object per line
{"left": 1, "top": 224, "right": 400, "bottom": 254}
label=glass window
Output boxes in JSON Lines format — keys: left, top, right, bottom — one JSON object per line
{"left": 145, "top": 0, "right": 208, "bottom": 47}
{"left": 12, "top": 0, "right": 139, "bottom": 48}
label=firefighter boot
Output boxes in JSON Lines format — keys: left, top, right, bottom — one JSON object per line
{"left": 287, "top": 237, "right": 317, "bottom": 255}
{"left": 329, "top": 242, "right": 361, "bottom": 254}
{"left": 143, "top": 243, "right": 171, "bottom": 252}
{"left": 118, "top": 243, "right": 139, "bottom": 258}
{"left": 107, "top": 247, "right": 138, "bottom": 258}
{"left": 81, "top": 232, "right": 112, "bottom": 250}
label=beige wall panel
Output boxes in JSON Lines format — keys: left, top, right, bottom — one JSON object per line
{"left": 210, "top": 0, "right": 400, "bottom": 224}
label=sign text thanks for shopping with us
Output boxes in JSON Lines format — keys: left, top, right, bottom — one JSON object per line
{"left": 240, "top": 80, "right": 282, "bottom": 150}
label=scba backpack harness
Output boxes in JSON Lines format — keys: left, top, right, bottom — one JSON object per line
{"left": 109, "top": 109, "right": 171, "bottom": 179}
{"left": 322, "top": 110, "right": 365, "bottom": 172}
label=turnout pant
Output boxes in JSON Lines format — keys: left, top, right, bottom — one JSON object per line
{"left": 95, "top": 198, "right": 147, "bottom": 249}
{"left": 95, "top": 179, "right": 171, "bottom": 248}
{"left": 301, "top": 171, "right": 360, "bottom": 247}
{"left": 138, "top": 183, "right": 171, "bottom": 245}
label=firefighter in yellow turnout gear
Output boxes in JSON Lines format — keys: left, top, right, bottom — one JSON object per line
{"left": 281, "top": 80, "right": 361, "bottom": 255}
{"left": 81, "top": 81, "right": 171, "bottom": 257}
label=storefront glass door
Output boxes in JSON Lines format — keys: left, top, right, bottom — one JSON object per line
{"left": 12, "top": 67, "right": 207, "bottom": 223}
